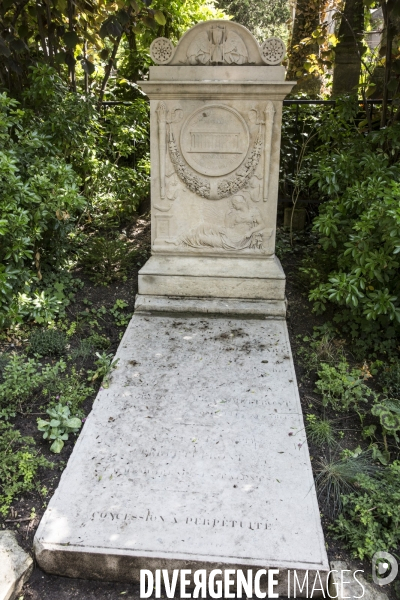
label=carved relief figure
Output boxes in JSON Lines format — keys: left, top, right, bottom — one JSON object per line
{"left": 186, "top": 25, "right": 248, "bottom": 65}
{"left": 176, "top": 195, "right": 270, "bottom": 251}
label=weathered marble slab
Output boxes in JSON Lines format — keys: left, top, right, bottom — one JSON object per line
{"left": 35, "top": 315, "right": 328, "bottom": 594}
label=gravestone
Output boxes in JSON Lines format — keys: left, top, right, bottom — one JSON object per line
{"left": 136, "top": 21, "right": 293, "bottom": 315}
{"left": 34, "top": 21, "right": 329, "bottom": 595}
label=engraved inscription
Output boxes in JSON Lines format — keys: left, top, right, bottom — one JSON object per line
{"left": 180, "top": 105, "right": 249, "bottom": 177}
{"left": 92, "top": 511, "right": 270, "bottom": 531}
{"left": 189, "top": 132, "right": 240, "bottom": 154}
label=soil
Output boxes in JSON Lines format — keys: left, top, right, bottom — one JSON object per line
{"left": 1, "top": 214, "right": 397, "bottom": 599}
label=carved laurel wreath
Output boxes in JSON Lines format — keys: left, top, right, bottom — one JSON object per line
{"left": 167, "top": 124, "right": 263, "bottom": 200}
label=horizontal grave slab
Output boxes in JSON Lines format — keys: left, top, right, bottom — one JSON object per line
{"left": 34, "top": 315, "right": 328, "bottom": 596}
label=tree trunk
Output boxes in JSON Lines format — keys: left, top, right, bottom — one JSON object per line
{"left": 332, "top": 0, "right": 364, "bottom": 96}
{"left": 286, "top": 0, "right": 322, "bottom": 95}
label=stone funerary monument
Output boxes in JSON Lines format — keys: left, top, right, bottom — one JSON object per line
{"left": 35, "top": 21, "right": 329, "bottom": 596}
{"left": 136, "top": 21, "right": 293, "bottom": 316}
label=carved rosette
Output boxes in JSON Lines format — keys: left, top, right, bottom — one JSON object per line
{"left": 150, "top": 37, "right": 174, "bottom": 64}
{"left": 260, "top": 38, "right": 286, "bottom": 65}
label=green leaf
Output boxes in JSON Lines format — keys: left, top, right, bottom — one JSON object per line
{"left": 80, "top": 58, "right": 95, "bottom": 75}
{"left": 154, "top": 10, "right": 166, "bottom": 25}
{"left": 142, "top": 16, "right": 157, "bottom": 30}
{"left": 50, "top": 438, "right": 64, "bottom": 453}
{"left": 66, "top": 417, "right": 82, "bottom": 429}
{"left": 63, "top": 31, "right": 80, "bottom": 49}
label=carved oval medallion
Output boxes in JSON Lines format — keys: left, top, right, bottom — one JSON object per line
{"left": 180, "top": 105, "right": 250, "bottom": 177}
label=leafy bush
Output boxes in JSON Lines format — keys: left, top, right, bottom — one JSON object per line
{"left": 78, "top": 233, "right": 138, "bottom": 284}
{"left": 0, "top": 91, "right": 85, "bottom": 326}
{"left": 70, "top": 334, "right": 110, "bottom": 362}
{"left": 302, "top": 101, "right": 400, "bottom": 351}
{"left": 381, "top": 361, "right": 400, "bottom": 397}
{"left": 28, "top": 329, "right": 67, "bottom": 357}
{"left": 38, "top": 404, "right": 82, "bottom": 454}
{"left": 0, "top": 355, "right": 67, "bottom": 420}
{"left": 332, "top": 462, "right": 400, "bottom": 559}
{"left": 315, "top": 360, "right": 372, "bottom": 411}
{"left": 0, "top": 354, "right": 91, "bottom": 419}
{"left": 0, "top": 66, "right": 150, "bottom": 327}
{"left": 23, "top": 66, "right": 150, "bottom": 228}
{"left": 0, "top": 421, "right": 52, "bottom": 516}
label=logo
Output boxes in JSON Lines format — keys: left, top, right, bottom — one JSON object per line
{"left": 372, "top": 551, "right": 398, "bottom": 586}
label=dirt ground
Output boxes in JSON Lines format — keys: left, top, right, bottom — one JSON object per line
{"left": 2, "top": 215, "right": 395, "bottom": 599}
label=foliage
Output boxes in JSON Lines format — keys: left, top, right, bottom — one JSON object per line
{"left": 110, "top": 299, "right": 132, "bottom": 327}
{"left": 0, "top": 354, "right": 67, "bottom": 420}
{"left": 215, "top": 0, "right": 290, "bottom": 42}
{"left": 315, "top": 449, "right": 379, "bottom": 517}
{"left": 0, "top": 0, "right": 226, "bottom": 100}
{"left": 381, "top": 361, "right": 400, "bottom": 397}
{"left": 332, "top": 461, "right": 400, "bottom": 559}
{"left": 315, "top": 360, "right": 372, "bottom": 411}
{"left": 0, "top": 352, "right": 91, "bottom": 421}
{"left": 28, "top": 329, "right": 67, "bottom": 357}
{"left": 306, "top": 414, "right": 337, "bottom": 446}
{"left": 0, "top": 90, "right": 85, "bottom": 326}
{"left": 41, "top": 367, "right": 93, "bottom": 416}
{"left": 87, "top": 351, "right": 119, "bottom": 387}
{"left": 37, "top": 403, "right": 82, "bottom": 453}
{"left": 294, "top": 99, "right": 400, "bottom": 352}
{"left": 69, "top": 333, "right": 110, "bottom": 362}
{"left": 78, "top": 233, "right": 138, "bottom": 284}
{"left": 0, "top": 421, "right": 53, "bottom": 516}
{"left": 298, "top": 331, "right": 345, "bottom": 376}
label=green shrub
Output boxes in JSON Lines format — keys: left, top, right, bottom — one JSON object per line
{"left": 28, "top": 329, "right": 67, "bottom": 357}
{"left": 315, "top": 360, "right": 373, "bottom": 411}
{"left": 0, "top": 355, "right": 67, "bottom": 419}
{"left": 78, "top": 233, "right": 138, "bottom": 284}
{"left": 70, "top": 333, "right": 110, "bottom": 362}
{"left": 0, "top": 354, "right": 91, "bottom": 420}
{"left": 332, "top": 461, "right": 400, "bottom": 559}
{"left": 381, "top": 361, "right": 400, "bottom": 397}
{"left": 295, "top": 100, "right": 400, "bottom": 352}
{"left": 0, "top": 421, "right": 53, "bottom": 516}
{"left": 0, "top": 91, "right": 85, "bottom": 326}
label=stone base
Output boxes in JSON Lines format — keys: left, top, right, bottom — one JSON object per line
{"left": 138, "top": 255, "right": 286, "bottom": 301}
{"left": 135, "top": 295, "right": 286, "bottom": 318}
{"left": 34, "top": 314, "right": 328, "bottom": 595}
